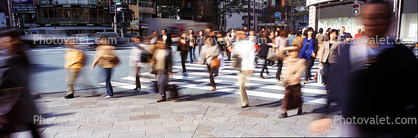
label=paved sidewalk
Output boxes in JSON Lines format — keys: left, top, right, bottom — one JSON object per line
{"left": 10, "top": 93, "right": 340, "bottom": 138}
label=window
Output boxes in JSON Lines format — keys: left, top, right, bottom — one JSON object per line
{"left": 89, "top": 0, "right": 97, "bottom": 5}
{"left": 400, "top": 13, "right": 418, "bottom": 42}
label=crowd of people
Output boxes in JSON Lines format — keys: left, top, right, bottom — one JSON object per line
{"left": 0, "top": 0, "right": 417, "bottom": 137}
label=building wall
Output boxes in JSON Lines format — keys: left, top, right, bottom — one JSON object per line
{"left": 226, "top": 13, "right": 242, "bottom": 30}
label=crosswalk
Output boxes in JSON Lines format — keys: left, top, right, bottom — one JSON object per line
{"left": 99, "top": 55, "right": 328, "bottom": 105}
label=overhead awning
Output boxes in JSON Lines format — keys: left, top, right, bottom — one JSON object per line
{"left": 25, "top": 27, "right": 115, "bottom": 31}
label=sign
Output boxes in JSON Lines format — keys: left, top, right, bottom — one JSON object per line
{"left": 12, "top": 0, "right": 34, "bottom": 12}
{"left": 308, "top": 6, "right": 316, "bottom": 28}
{"left": 63, "top": 5, "right": 71, "bottom": 7}
{"left": 274, "top": 12, "right": 281, "bottom": 18}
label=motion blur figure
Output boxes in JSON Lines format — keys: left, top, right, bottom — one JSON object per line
{"left": 310, "top": 1, "right": 418, "bottom": 136}
{"left": 64, "top": 39, "right": 86, "bottom": 99}
{"left": 0, "top": 28, "right": 40, "bottom": 137}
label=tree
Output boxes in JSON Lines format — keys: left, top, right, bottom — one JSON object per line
{"left": 284, "top": 0, "right": 308, "bottom": 29}
{"left": 209, "top": 0, "right": 245, "bottom": 31}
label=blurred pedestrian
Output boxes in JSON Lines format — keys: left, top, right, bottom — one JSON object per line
{"left": 0, "top": 28, "right": 40, "bottom": 137}
{"left": 197, "top": 30, "right": 205, "bottom": 56}
{"left": 159, "top": 29, "right": 172, "bottom": 49}
{"left": 292, "top": 30, "right": 304, "bottom": 49}
{"left": 231, "top": 28, "right": 236, "bottom": 41}
{"left": 277, "top": 46, "right": 306, "bottom": 118}
{"left": 199, "top": 36, "right": 220, "bottom": 91}
{"left": 64, "top": 39, "right": 86, "bottom": 99}
{"left": 324, "top": 28, "right": 331, "bottom": 41}
{"left": 298, "top": 27, "right": 318, "bottom": 84}
{"left": 130, "top": 36, "right": 150, "bottom": 90}
{"left": 150, "top": 39, "right": 174, "bottom": 102}
{"left": 268, "top": 30, "right": 289, "bottom": 81}
{"left": 225, "top": 32, "right": 233, "bottom": 61}
{"left": 178, "top": 33, "right": 189, "bottom": 73}
{"left": 188, "top": 29, "right": 197, "bottom": 63}
{"left": 248, "top": 29, "right": 258, "bottom": 66}
{"left": 258, "top": 30, "right": 271, "bottom": 79}
{"left": 339, "top": 26, "right": 351, "bottom": 41}
{"left": 354, "top": 29, "right": 363, "bottom": 39}
{"left": 311, "top": 1, "right": 418, "bottom": 136}
{"left": 150, "top": 30, "right": 158, "bottom": 44}
{"left": 214, "top": 31, "right": 226, "bottom": 76}
{"left": 288, "top": 30, "right": 297, "bottom": 46}
{"left": 232, "top": 31, "right": 256, "bottom": 108}
{"left": 91, "top": 37, "right": 120, "bottom": 99}
{"left": 314, "top": 28, "right": 326, "bottom": 82}
{"left": 318, "top": 29, "right": 340, "bottom": 86}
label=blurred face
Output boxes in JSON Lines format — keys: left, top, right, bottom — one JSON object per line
{"left": 274, "top": 31, "right": 278, "bottom": 36}
{"left": 330, "top": 32, "right": 337, "bottom": 40}
{"left": 244, "top": 27, "right": 247, "bottom": 31}
{"left": 153, "top": 31, "right": 158, "bottom": 37}
{"left": 288, "top": 50, "right": 298, "bottom": 58}
{"left": 181, "top": 33, "right": 186, "bottom": 38}
{"left": 199, "top": 31, "right": 204, "bottom": 36}
{"left": 216, "top": 33, "right": 222, "bottom": 38}
{"left": 270, "top": 32, "right": 274, "bottom": 37}
{"left": 227, "top": 32, "right": 231, "bottom": 37}
{"left": 361, "top": 3, "right": 392, "bottom": 38}
{"left": 341, "top": 28, "right": 345, "bottom": 33}
{"left": 231, "top": 29, "right": 235, "bottom": 32}
{"left": 307, "top": 31, "right": 313, "bottom": 37}
{"left": 249, "top": 31, "right": 255, "bottom": 36}
{"left": 189, "top": 30, "right": 193, "bottom": 35}
{"left": 162, "top": 30, "right": 167, "bottom": 35}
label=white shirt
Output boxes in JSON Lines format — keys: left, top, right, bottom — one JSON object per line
{"left": 232, "top": 40, "right": 256, "bottom": 71}
{"left": 162, "top": 35, "right": 167, "bottom": 43}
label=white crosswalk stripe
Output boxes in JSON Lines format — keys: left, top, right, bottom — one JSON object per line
{"left": 100, "top": 57, "right": 328, "bottom": 105}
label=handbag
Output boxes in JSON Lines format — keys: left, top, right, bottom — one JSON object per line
{"left": 210, "top": 58, "right": 220, "bottom": 68}
{"left": 266, "top": 48, "right": 279, "bottom": 61}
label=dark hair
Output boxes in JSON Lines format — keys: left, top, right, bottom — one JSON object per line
{"left": 326, "top": 28, "right": 331, "bottom": 33}
{"left": 152, "top": 30, "right": 158, "bottom": 33}
{"left": 296, "top": 30, "right": 302, "bottom": 36}
{"left": 199, "top": 30, "right": 204, "bottom": 35}
{"left": 303, "top": 27, "right": 315, "bottom": 38}
{"left": 327, "top": 29, "right": 339, "bottom": 40}
{"left": 249, "top": 29, "right": 254, "bottom": 32}
{"left": 217, "top": 31, "right": 225, "bottom": 37}
{"left": 189, "top": 29, "right": 194, "bottom": 34}
{"left": 162, "top": 29, "right": 167, "bottom": 32}
{"left": 262, "top": 30, "right": 270, "bottom": 39}
{"left": 290, "top": 30, "right": 296, "bottom": 35}
{"left": 279, "top": 30, "right": 288, "bottom": 38}
{"left": 341, "top": 26, "right": 345, "bottom": 29}
{"left": 318, "top": 28, "right": 323, "bottom": 34}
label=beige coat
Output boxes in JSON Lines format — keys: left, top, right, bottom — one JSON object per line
{"left": 92, "top": 45, "right": 120, "bottom": 68}
{"left": 319, "top": 41, "right": 341, "bottom": 63}
{"left": 277, "top": 50, "right": 306, "bottom": 87}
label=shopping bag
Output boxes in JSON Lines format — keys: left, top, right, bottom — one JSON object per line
{"left": 266, "top": 48, "right": 279, "bottom": 61}
{"left": 317, "top": 66, "right": 323, "bottom": 84}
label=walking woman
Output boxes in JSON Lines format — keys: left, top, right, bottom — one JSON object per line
{"left": 277, "top": 46, "right": 306, "bottom": 118}
{"left": 268, "top": 30, "right": 289, "bottom": 81}
{"left": 197, "top": 30, "right": 205, "bottom": 56}
{"left": 199, "top": 36, "right": 220, "bottom": 91}
{"left": 268, "top": 31, "right": 276, "bottom": 66}
{"left": 318, "top": 29, "right": 340, "bottom": 86}
{"left": 188, "top": 29, "right": 197, "bottom": 63}
{"left": 258, "top": 30, "right": 271, "bottom": 79}
{"left": 129, "top": 36, "right": 149, "bottom": 90}
{"left": 178, "top": 33, "right": 189, "bottom": 73}
{"left": 225, "top": 32, "right": 233, "bottom": 61}
{"left": 91, "top": 37, "right": 120, "bottom": 99}
{"left": 298, "top": 27, "right": 318, "bottom": 84}
{"left": 214, "top": 31, "right": 226, "bottom": 76}
{"left": 314, "top": 28, "right": 326, "bottom": 82}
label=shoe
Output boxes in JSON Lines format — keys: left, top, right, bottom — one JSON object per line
{"left": 279, "top": 112, "right": 288, "bottom": 118}
{"left": 190, "top": 61, "right": 193, "bottom": 64}
{"left": 64, "top": 94, "right": 74, "bottom": 99}
{"left": 241, "top": 105, "right": 249, "bottom": 108}
{"left": 133, "top": 88, "right": 140, "bottom": 90}
{"left": 182, "top": 70, "right": 186, "bottom": 73}
{"left": 297, "top": 109, "right": 303, "bottom": 115}
{"left": 211, "top": 87, "right": 216, "bottom": 91}
{"left": 157, "top": 99, "right": 166, "bottom": 102}
{"left": 214, "top": 74, "right": 218, "bottom": 77}
{"left": 304, "top": 80, "right": 308, "bottom": 84}
{"left": 105, "top": 95, "right": 113, "bottom": 99}
{"left": 260, "top": 75, "right": 265, "bottom": 79}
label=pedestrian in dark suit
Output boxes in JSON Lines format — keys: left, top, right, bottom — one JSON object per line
{"left": 339, "top": 26, "right": 351, "bottom": 41}
{"left": 178, "top": 33, "right": 189, "bottom": 73}
{"left": 150, "top": 38, "right": 174, "bottom": 102}
{"left": 158, "top": 29, "right": 172, "bottom": 49}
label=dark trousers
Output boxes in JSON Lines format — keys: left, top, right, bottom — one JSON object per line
{"left": 322, "top": 62, "right": 331, "bottom": 85}
{"left": 206, "top": 65, "right": 216, "bottom": 87}
{"left": 189, "top": 46, "right": 195, "bottom": 62}
{"left": 104, "top": 68, "right": 113, "bottom": 96}
{"left": 157, "top": 72, "right": 169, "bottom": 99}
{"left": 276, "top": 60, "right": 283, "bottom": 80}
{"left": 181, "top": 51, "right": 188, "bottom": 72}
{"left": 226, "top": 50, "right": 231, "bottom": 61}
{"left": 260, "top": 58, "right": 269, "bottom": 76}
{"left": 135, "top": 66, "right": 141, "bottom": 89}
{"left": 304, "top": 57, "right": 315, "bottom": 81}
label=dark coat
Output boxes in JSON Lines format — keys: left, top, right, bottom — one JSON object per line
{"left": 158, "top": 35, "right": 172, "bottom": 48}
{"left": 328, "top": 43, "right": 418, "bottom": 136}
{"left": 258, "top": 39, "right": 272, "bottom": 58}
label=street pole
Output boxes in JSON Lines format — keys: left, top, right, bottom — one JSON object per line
{"left": 253, "top": 0, "right": 255, "bottom": 31}
{"left": 114, "top": 3, "right": 117, "bottom": 33}
{"left": 54, "top": 2, "right": 57, "bottom": 29}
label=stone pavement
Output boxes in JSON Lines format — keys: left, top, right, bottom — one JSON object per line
{"left": 10, "top": 94, "right": 340, "bottom": 138}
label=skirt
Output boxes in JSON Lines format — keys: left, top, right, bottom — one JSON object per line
{"left": 281, "top": 84, "right": 303, "bottom": 110}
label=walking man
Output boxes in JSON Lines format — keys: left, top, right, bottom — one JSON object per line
{"left": 64, "top": 39, "right": 85, "bottom": 99}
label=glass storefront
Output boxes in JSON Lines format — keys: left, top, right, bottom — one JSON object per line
{"left": 400, "top": 13, "right": 417, "bottom": 42}
{"left": 318, "top": 17, "right": 363, "bottom": 35}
